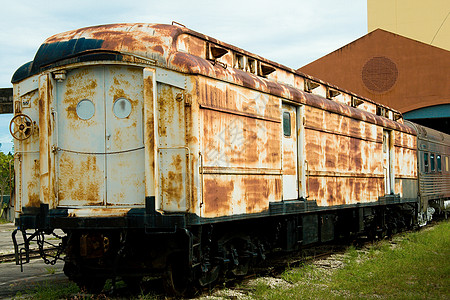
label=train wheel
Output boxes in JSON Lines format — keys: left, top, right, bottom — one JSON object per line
{"left": 163, "top": 256, "right": 193, "bottom": 297}
{"left": 123, "top": 276, "right": 143, "bottom": 292}
{"left": 75, "top": 277, "right": 106, "bottom": 294}
{"left": 64, "top": 261, "right": 107, "bottom": 294}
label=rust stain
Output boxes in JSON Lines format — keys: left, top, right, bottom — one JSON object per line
{"left": 161, "top": 154, "right": 184, "bottom": 209}
{"left": 243, "top": 177, "right": 271, "bottom": 213}
{"left": 204, "top": 176, "right": 233, "bottom": 217}
{"left": 25, "top": 159, "right": 40, "bottom": 207}
{"left": 201, "top": 108, "right": 281, "bottom": 169}
{"left": 63, "top": 69, "right": 98, "bottom": 126}
{"left": 58, "top": 153, "right": 103, "bottom": 205}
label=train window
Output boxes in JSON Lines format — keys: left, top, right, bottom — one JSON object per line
{"left": 430, "top": 153, "right": 435, "bottom": 172}
{"left": 113, "top": 97, "right": 132, "bottom": 119}
{"left": 446, "top": 156, "right": 449, "bottom": 172}
{"left": 437, "top": 155, "right": 441, "bottom": 172}
{"left": 283, "top": 112, "right": 291, "bottom": 137}
{"left": 424, "top": 153, "right": 429, "bottom": 173}
{"left": 76, "top": 99, "right": 95, "bottom": 120}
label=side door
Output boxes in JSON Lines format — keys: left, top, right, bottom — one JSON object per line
{"left": 105, "top": 66, "right": 145, "bottom": 206}
{"left": 56, "top": 67, "right": 107, "bottom": 206}
{"left": 282, "top": 104, "right": 298, "bottom": 200}
{"left": 383, "top": 130, "right": 393, "bottom": 194}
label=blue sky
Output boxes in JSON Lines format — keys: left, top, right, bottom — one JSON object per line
{"left": 0, "top": 0, "right": 367, "bottom": 153}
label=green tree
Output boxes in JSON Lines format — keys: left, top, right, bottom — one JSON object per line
{"left": 0, "top": 152, "right": 14, "bottom": 208}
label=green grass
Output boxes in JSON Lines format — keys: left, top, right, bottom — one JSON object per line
{"left": 254, "top": 220, "right": 450, "bottom": 299}
{"left": 16, "top": 282, "right": 80, "bottom": 300}
{"left": 18, "top": 221, "right": 450, "bottom": 299}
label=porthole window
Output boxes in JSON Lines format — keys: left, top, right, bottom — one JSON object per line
{"left": 113, "top": 97, "right": 132, "bottom": 119}
{"left": 76, "top": 99, "right": 95, "bottom": 120}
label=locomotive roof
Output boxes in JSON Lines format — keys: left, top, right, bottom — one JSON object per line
{"left": 11, "top": 23, "right": 414, "bottom": 135}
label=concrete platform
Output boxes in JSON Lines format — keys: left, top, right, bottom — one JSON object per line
{"left": 0, "top": 222, "right": 16, "bottom": 256}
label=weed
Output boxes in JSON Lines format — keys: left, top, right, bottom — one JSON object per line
{"left": 252, "top": 220, "right": 450, "bottom": 300}
{"left": 45, "top": 267, "right": 57, "bottom": 275}
{"left": 18, "top": 281, "right": 79, "bottom": 300}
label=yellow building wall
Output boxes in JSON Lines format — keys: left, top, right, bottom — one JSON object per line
{"left": 367, "top": 0, "right": 450, "bottom": 50}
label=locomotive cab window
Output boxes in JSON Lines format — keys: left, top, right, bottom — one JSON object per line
{"left": 430, "top": 153, "right": 435, "bottom": 172}
{"left": 424, "top": 152, "right": 429, "bottom": 173}
{"left": 437, "top": 155, "right": 441, "bottom": 172}
{"left": 283, "top": 111, "right": 291, "bottom": 137}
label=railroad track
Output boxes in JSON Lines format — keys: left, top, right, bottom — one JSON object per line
{"left": 0, "top": 247, "right": 60, "bottom": 263}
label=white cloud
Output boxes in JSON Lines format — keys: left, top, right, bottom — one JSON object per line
{"left": 0, "top": 0, "right": 367, "bottom": 87}
{"left": 0, "top": 0, "right": 367, "bottom": 152}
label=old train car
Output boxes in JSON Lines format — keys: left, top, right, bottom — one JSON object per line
{"left": 11, "top": 23, "right": 420, "bottom": 294}
{"left": 405, "top": 121, "right": 450, "bottom": 222}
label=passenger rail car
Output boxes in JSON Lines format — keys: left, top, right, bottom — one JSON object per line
{"left": 9, "top": 23, "right": 446, "bottom": 295}
{"left": 405, "top": 121, "right": 450, "bottom": 222}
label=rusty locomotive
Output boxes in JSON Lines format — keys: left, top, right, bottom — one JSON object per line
{"left": 10, "top": 23, "right": 450, "bottom": 295}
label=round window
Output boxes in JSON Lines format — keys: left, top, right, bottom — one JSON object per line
{"left": 76, "top": 99, "right": 95, "bottom": 120}
{"left": 113, "top": 97, "right": 132, "bottom": 119}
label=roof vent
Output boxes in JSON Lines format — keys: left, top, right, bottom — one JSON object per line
{"left": 326, "top": 87, "right": 341, "bottom": 99}
{"left": 209, "top": 44, "right": 228, "bottom": 59}
{"left": 304, "top": 79, "right": 320, "bottom": 92}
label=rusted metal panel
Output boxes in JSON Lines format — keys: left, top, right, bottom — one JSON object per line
{"left": 38, "top": 74, "right": 57, "bottom": 209}
{"left": 156, "top": 82, "right": 189, "bottom": 212}
{"left": 201, "top": 107, "right": 281, "bottom": 170}
{"left": 196, "top": 75, "right": 283, "bottom": 216}
{"left": 202, "top": 174, "right": 280, "bottom": 218}
{"left": 304, "top": 100, "right": 392, "bottom": 206}
{"left": 197, "top": 76, "right": 281, "bottom": 121}
{"left": 13, "top": 79, "right": 40, "bottom": 214}
{"left": 143, "top": 68, "right": 157, "bottom": 199}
